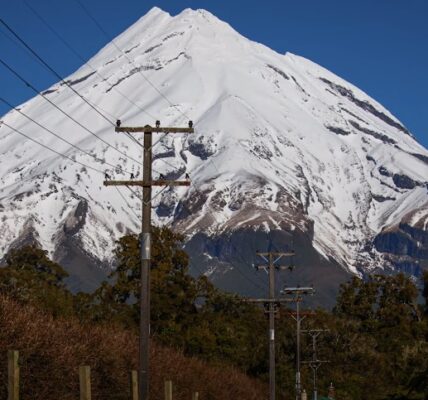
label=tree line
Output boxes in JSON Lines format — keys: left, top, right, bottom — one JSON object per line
{"left": 0, "top": 227, "right": 427, "bottom": 400}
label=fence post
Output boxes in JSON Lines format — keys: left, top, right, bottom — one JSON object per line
{"left": 165, "top": 380, "right": 173, "bottom": 400}
{"left": 192, "top": 392, "right": 199, "bottom": 400}
{"left": 301, "top": 389, "right": 307, "bottom": 400}
{"left": 79, "top": 365, "right": 91, "bottom": 400}
{"left": 8, "top": 350, "right": 19, "bottom": 400}
{"left": 131, "top": 370, "right": 139, "bottom": 400}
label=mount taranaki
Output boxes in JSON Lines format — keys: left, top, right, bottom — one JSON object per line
{"left": 1, "top": 8, "right": 427, "bottom": 305}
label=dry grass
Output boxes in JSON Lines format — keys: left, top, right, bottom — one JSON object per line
{"left": 0, "top": 295, "right": 266, "bottom": 400}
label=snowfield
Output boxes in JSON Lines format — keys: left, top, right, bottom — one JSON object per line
{"left": 0, "top": 7, "right": 427, "bottom": 281}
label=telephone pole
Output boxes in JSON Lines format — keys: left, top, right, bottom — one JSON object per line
{"left": 104, "top": 120, "right": 193, "bottom": 400}
{"left": 281, "top": 286, "right": 315, "bottom": 400}
{"left": 301, "top": 329, "right": 329, "bottom": 400}
{"left": 244, "top": 251, "right": 295, "bottom": 400}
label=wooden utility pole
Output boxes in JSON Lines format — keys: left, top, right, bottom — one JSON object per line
{"left": 281, "top": 286, "right": 315, "bottom": 400}
{"left": 104, "top": 120, "right": 193, "bottom": 400}
{"left": 244, "top": 251, "right": 295, "bottom": 400}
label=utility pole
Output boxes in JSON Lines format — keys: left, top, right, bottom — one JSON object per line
{"left": 281, "top": 286, "right": 315, "bottom": 400}
{"left": 301, "top": 329, "right": 329, "bottom": 400}
{"left": 244, "top": 251, "right": 295, "bottom": 400}
{"left": 104, "top": 120, "right": 193, "bottom": 400}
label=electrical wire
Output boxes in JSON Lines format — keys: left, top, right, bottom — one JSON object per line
{"left": 0, "top": 17, "right": 117, "bottom": 127}
{"left": 72, "top": 0, "right": 193, "bottom": 124}
{"left": 22, "top": 0, "right": 157, "bottom": 122}
{"left": 0, "top": 119, "right": 143, "bottom": 223}
{"left": 0, "top": 56, "right": 146, "bottom": 169}
{"left": 0, "top": 20, "right": 148, "bottom": 168}
{"left": 115, "top": 186, "right": 140, "bottom": 220}
{"left": 0, "top": 120, "right": 103, "bottom": 175}
{"left": 0, "top": 96, "right": 135, "bottom": 175}
{"left": 2, "top": 8, "right": 262, "bottom": 289}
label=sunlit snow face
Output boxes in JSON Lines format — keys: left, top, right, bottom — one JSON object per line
{"left": 0, "top": 7, "right": 427, "bottom": 281}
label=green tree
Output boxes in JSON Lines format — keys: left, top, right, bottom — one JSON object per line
{"left": 0, "top": 245, "right": 73, "bottom": 317}
{"left": 89, "top": 227, "right": 211, "bottom": 342}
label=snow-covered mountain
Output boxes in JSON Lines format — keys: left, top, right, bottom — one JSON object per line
{"left": 1, "top": 8, "right": 427, "bottom": 299}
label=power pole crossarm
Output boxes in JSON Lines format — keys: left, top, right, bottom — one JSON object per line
{"left": 104, "top": 180, "right": 190, "bottom": 187}
{"left": 115, "top": 126, "right": 194, "bottom": 134}
{"left": 242, "top": 298, "right": 294, "bottom": 304}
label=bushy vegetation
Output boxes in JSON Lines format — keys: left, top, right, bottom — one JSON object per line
{"left": 0, "top": 230, "right": 427, "bottom": 400}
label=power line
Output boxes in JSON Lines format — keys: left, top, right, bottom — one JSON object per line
{"left": 72, "top": 0, "right": 193, "bottom": 124}
{"left": 0, "top": 96, "right": 135, "bottom": 175}
{"left": 0, "top": 16, "right": 115, "bottom": 127}
{"left": 0, "top": 120, "right": 103, "bottom": 175}
{"left": 0, "top": 18, "right": 149, "bottom": 168}
{"left": 21, "top": 0, "right": 157, "bottom": 122}
{"left": 0, "top": 56, "right": 144, "bottom": 169}
{"left": 3, "top": 7, "right": 263, "bottom": 291}
{"left": 0, "top": 120, "right": 142, "bottom": 223}
{"left": 115, "top": 186, "right": 140, "bottom": 220}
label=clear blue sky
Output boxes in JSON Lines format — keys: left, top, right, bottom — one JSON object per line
{"left": 1, "top": 0, "right": 427, "bottom": 148}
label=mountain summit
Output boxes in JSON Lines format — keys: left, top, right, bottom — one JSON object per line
{"left": 1, "top": 8, "right": 427, "bottom": 299}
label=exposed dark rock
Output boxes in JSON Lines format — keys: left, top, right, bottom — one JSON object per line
{"left": 13, "top": 191, "right": 33, "bottom": 202}
{"left": 144, "top": 44, "right": 162, "bottom": 54}
{"left": 348, "top": 120, "right": 396, "bottom": 145}
{"left": 378, "top": 166, "right": 392, "bottom": 177}
{"left": 392, "top": 174, "right": 418, "bottom": 190}
{"left": 366, "top": 155, "right": 376, "bottom": 163}
{"left": 179, "top": 149, "right": 188, "bottom": 163}
{"left": 62, "top": 71, "right": 96, "bottom": 87}
{"left": 372, "top": 194, "right": 396, "bottom": 202}
{"left": 184, "top": 228, "right": 350, "bottom": 308}
{"left": 228, "top": 194, "right": 245, "bottom": 211}
{"left": 251, "top": 144, "right": 273, "bottom": 160}
{"left": 165, "top": 52, "right": 188, "bottom": 65}
{"left": 124, "top": 43, "right": 140, "bottom": 54}
{"left": 374, "top": 224, "right": 428, "bottom": 260}
{"left": 153, "top": 150, "right": 175, "bottom": 161}
{"left": 325, "top": 125, "right": 351, "bottom": 136}
{"left": 188, "top": 137, "right": 215, "bottom": 160}
{"left": 340, "top": 108, "right": 366, "bottom": 123}
{"left": 211, "top": 191, "right": 227, "bottom": 210}
{"left": 319, "top": 77, "right": 411, "bottom": 135}
{"left": 377, "top": 166, "right": 422, "bottom": 190}
{"left": 41, "top": 88, "right": 57, "bottom": 95}
{"left": 164, "top": 167, "right": 186, "bottom": 181}
{"left": 291, "top": 76, "right": 308, "bottom": 94}
{"left": 411, "top": 152, "right": 428, "bottom": 165}
{"left": 174, "top": 191, "right": 209, "bottom": 220}
{"left": 106, "top": 65, "right": 162, "bottom": 93}
{"left": 63, "top": 199, "right": 88, "bottom": 235}
{"left": 394, "top": 261, "right": 422, "bottom": 276}
{"left": 266, "top": 64, "right": 290, "bottom": 80}
{"left": 156, "top": 201, "right": 175, "bottom": 217}
{"left": 54, "top": 237, "right": 109, "bottom": 293}
{"left": 401, "top": 223, "right": 428, "bottom": 247}
{"left": 162, "top": 32, "right": 185, "bottom": 41}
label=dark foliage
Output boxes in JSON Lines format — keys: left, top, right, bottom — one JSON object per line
{"left": 1, "top": 234, "right": 427, "bottom": 399}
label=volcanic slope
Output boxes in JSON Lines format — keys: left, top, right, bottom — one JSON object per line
{"left": 0, "top": 8, "right": 427, "bottom": 299}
